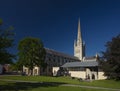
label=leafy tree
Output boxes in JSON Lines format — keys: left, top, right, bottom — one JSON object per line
{"left": 102, "top": 34, "right": 120, "bottom": 80}
{"left": 0, "top": 18, "right": 15, "bottom": 64}
{"left": 18, "top": 37, "right": 46, "bottom": 75}
{"left": 0, "top": 19, "right": 3, "bottom": 25}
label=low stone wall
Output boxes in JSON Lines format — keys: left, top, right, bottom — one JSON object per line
{"left": 98, "top": 71, "right": 107, "bottom": 80}
{"left": 69, "top": 71, "right": 86, "bottom": 79}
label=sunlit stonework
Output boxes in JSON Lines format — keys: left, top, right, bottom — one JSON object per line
{"left": 74, "top": 18, "right": 85, "bottom": 60}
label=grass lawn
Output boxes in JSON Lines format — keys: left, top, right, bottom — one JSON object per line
{"left": 0, "top": 75, "right": 120, "bottom": 91}
{"left": 0, "top": 81, "right": 111, "bottom": 91}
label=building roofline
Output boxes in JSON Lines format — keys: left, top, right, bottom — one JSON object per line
{"left": 45, "top": 48, "right": 80, "bottom": 61}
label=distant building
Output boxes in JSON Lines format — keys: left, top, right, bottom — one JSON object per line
{"left": 23, "top": 19, "right": 107, "bottom": 80}
{"left": 0, "top": 64, "right": 3, "bottom": 74}
{"left": 0, "top": 64, "right": 11, "bottom": 74}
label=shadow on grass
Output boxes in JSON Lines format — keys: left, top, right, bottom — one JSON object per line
{"left": 0, "top": 82, "right": 66, "bottom": 91}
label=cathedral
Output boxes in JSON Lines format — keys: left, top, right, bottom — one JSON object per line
{"left": 23, "top": 19, "right": 107, "bottom": 80}
{"left": 61, "top": 19, "right": 106, "bottom": 80}
{"left": 74, "top": 19, "right": 85, "bottom": 60}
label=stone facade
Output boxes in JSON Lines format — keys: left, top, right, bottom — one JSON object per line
{"left": 23, "top": 66, "right": 40, "bottom": 76}
{"left": 62, "top": 58, "right": 107, "bottom": 80}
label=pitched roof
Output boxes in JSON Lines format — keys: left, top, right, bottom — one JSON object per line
{"left": 83, "top": 56, "right": 96, "bottom": 60}
{"left": 45, "top": 48, "right": 79, "bottom": 60}
{"left": 61, "top": 61, "right": 98, "bottom": 68}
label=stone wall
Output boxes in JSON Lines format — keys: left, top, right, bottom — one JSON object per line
{"left": 69, "top": 71, "right": 86, "bottom": 79}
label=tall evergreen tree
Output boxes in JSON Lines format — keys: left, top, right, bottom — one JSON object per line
{"left": 0, "top": 19, "right": 15, "bottom": 64}
{"left": 102, "top": 34, "right": 120, "bottom": 80}
{"left": 18, "top": 37, "right": 46, "bottom": 75}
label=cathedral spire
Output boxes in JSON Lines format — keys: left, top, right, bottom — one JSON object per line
{"left": 74, "top": 18, "right": 85, "bottom": 60}
{"left": 77, "top": 18, "right": 82, "bottom": 43}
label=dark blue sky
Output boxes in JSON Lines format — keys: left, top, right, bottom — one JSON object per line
{"left": 0, "top": 0, "right": 120, "bottom": 57}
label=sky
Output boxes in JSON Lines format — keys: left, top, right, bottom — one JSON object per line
{"left": 0, "top": 0, "right": 120, "bottom": 57}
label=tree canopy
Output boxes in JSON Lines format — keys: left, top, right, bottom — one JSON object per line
{"left": 101, "top": 34, "right": 120, "bottom": 80}
{"left": 18, "top": 37, "right": 46, "bottom": 75}
{"left": 0, "top": 18, "right": 15, "bottom": 64}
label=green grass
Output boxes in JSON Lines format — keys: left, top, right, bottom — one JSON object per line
{"left": 0, "top": 81, "right": 111, "bottom": 91}
{"left": 0, "top": 75, "right": 120, "bottom": 91}
{"left": 0, "top": 76, "right": 120, "bottom": 88}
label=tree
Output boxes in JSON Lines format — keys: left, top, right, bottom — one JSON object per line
{"left": 0, "top": 18, "right": 15, "bottom": 64}
{"left": 102, "top": 34, "right": 120, "bottom": 80}
{"left": 18, "top": 37, "right": 46, "bottom": 75}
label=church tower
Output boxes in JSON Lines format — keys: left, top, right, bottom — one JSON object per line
{"left": 74, "top": 19, "right": 85, "bottom": 60}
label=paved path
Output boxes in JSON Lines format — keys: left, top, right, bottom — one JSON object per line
{"left": 0, "top": 79, "right": 120, "bottom": 91}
